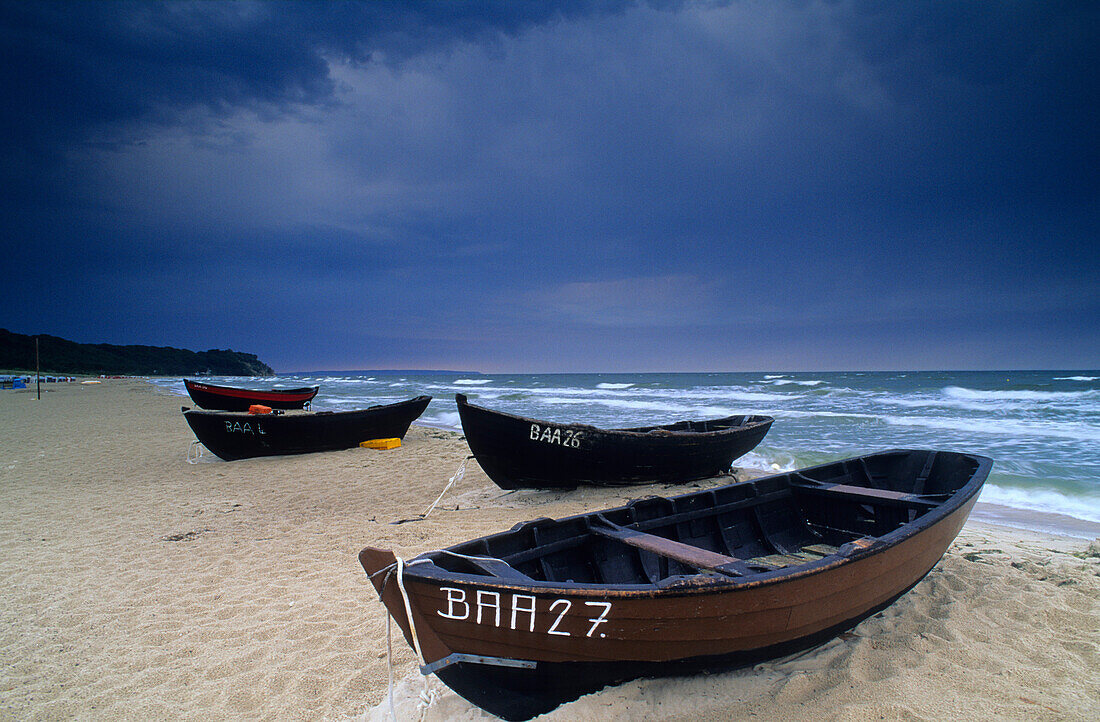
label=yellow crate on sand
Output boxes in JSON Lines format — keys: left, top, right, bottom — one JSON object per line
{"left": 360, "top": 438, "right": 401, "bottom": 450}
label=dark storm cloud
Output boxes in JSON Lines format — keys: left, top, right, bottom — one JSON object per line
{"left": 0, "top": 1, "right": 639, "bottom": 155}
{"left": 1, "top": 0, "right": 1096, "bottom": 371}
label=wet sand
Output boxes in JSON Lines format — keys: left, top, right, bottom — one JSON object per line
{"left": 1, "top": 379, "right": 1096, "bottom": 721}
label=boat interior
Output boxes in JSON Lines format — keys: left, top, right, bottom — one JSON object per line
{"left": 425, "top": 451, "right": 982, "bottom": 586}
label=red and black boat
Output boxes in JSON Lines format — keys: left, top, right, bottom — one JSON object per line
{"left": 360, "top": 449, "right": 991, "bottom": 720}
{"left": 183, "top": 378, "right": 319, "bottom": 411}
{"left": 456, "top": 393, "right": 773, "bottom": 489}
{"left": 183, "top": 395, "right": 431, "bottom": 461}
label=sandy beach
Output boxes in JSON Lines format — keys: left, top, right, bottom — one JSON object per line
{"left": 1, "top": 379, "right": 1097, "bottom": 721}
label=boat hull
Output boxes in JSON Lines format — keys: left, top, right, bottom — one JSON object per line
{"left": 433, "top": 574, "right": 924, "bottom": 720}
{"left": 184, "top": 379, "right": 319, "bottom": 411}
{"left": 456, "top": 393, "right": 773, "bottom": 489}
{"left": 184, "top": 396, "right": 431, "bottom": 461}
{"left": 359, "top": 449, "right": 990, "bottom": 720}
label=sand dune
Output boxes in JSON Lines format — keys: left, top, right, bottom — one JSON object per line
{"left": 1, "top": 380, "right": 1096, "bottom": 721}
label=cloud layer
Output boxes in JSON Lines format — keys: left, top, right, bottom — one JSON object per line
{"left": 2, "top": 1, "right": 1096, "bottom": 371}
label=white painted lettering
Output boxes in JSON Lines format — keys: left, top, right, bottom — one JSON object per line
{"left": 439, "top": 589, "right": 613, "bottom": 641}
{"left": 511, "top": 594, "right": 536, "bottom": 632}
{"left": 225, "top": 420, "right": 257, "bottom": 435}
{"left": 585, "top": 601, "right": 612, "bottom": 638}
{"left": 438, "top": 587, "right": 469, "bottom": 620}
{"left": 547, "top": 599, "right": 572, "bottom": 636}
{"left": 476, "top": 590, "right": 501, "bottom": 627}
{"left": 530, "top": 424, "right": 585, "bottom": 449}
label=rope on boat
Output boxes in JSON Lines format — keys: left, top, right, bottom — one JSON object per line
{"left": 186, "top": 440, "right": 204, "bottom": 464}
{"left": 392, "top": 556, "right": 437, "bottom": 717}
{"left": 436, "top": 549, "right": 514, "bottom": 565}
{"left": 378, "top": 550, "right": 512, "bottom": 719}
{"left": 386, "top": 613, "right": 397, "bottom": 721}
{"left": 395, "top": 557, "right": 427, "bottom": 666}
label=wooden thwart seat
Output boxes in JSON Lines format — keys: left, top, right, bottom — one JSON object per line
{"left": 797, "top": 483, "right": 939, "bottom": 509}
{"left": 592, "top": 517, "right": 755, "bottom": 577}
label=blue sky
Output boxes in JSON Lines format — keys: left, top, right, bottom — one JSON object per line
{"left": 2, "top": 1, "right": 1096, "bottom": 372}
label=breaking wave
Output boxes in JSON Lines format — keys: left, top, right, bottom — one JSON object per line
{"left": 944, "top": 386, "right": 1096, "bottom": 402}
{"left": 881, "top": 414, "right": 1100, "bottom": 443}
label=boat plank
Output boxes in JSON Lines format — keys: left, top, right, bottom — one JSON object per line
{"left": 751, "top": 553, "right": 811, "bottom": 568}
{"left": 591, "top": 520, "right": 749, "bottom": 577}
{"left": 802, "top": 544, "right": 839, "bottom": 557}
{"left": 800, "top": 483, "right": 939, "bottom": 508}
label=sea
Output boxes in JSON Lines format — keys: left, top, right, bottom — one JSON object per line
{"left": 155, "top": 370, "right": 1100, "bottom": 535}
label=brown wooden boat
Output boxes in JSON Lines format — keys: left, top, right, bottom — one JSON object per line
{"left": 359, "top": 449, "right": 991, "bottom": 720}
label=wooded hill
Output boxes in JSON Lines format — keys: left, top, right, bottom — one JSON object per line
{"left": 0, "top": 329, "right": 274, "bottom": 377}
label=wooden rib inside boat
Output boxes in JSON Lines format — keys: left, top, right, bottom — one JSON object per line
{"left": 359, "top": 449, "right": 991, "bottom": 720}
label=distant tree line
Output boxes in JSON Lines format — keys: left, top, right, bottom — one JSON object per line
{"left": 0, "top": 329, "right": 275, "bottom": 377}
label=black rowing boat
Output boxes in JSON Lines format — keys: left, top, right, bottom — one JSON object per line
{"left": 183, "top": 395, "right": 431, "bottom": 461}
{"left": 456, "top": 393, "right": 773, "bottom": 489}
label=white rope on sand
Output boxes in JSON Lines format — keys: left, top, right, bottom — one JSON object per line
{"left": 389, "top": 457, "right": 475, "bottom": 525}
{"left": 421, "top": 456, "right": 469, "bottom": 518}
{"left": 386, "top": 613, "right": 397, "bottom": 721}
{"left": 186, "top": 440, "right": 204, "bottom": 464}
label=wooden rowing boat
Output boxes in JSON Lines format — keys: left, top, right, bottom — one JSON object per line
{"left": 183, "top": 378, "right": 319, "bottom": 411}
{"left": 183, "top": 395, "right": 431, "bottom": 461}
{"left": 360, "top": 449, "right": 991, "bottom": 720}
{"left": 456, "top": 393, "right": 774, "bottom": 489}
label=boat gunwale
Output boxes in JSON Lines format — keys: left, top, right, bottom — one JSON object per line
{"left": 184, "top": 378, "right": 320, "bottom": 397}
{"left": 396, "top": 449, "right": 992, "bottom": 596}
